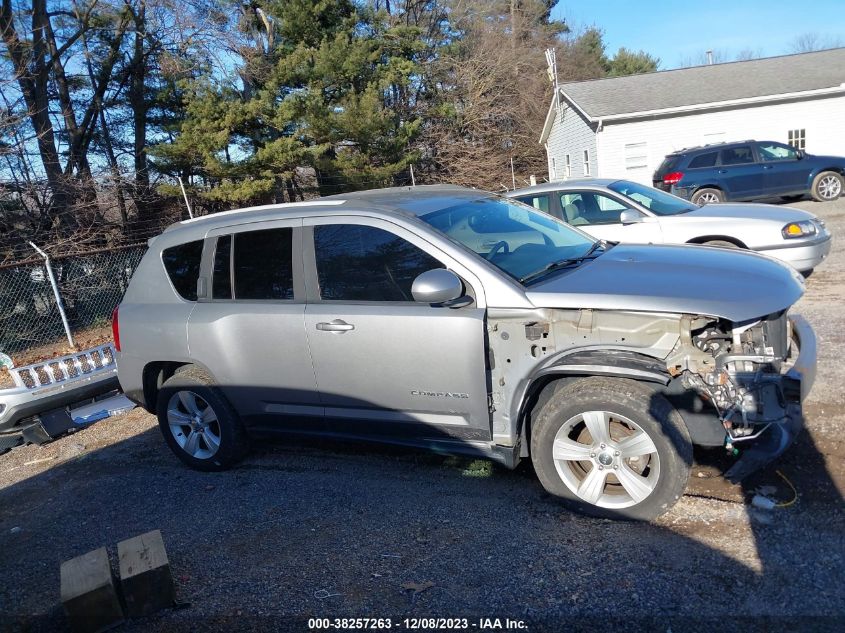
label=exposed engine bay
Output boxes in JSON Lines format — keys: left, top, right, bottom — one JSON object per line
{"left": 671, "top": 311, "right": 801, "bottom": 450}
{"left": 487, "top": 306, "right": 813, "bottom": 480}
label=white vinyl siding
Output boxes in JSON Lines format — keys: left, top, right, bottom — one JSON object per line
{"left": 545, "top": 103, "right": 596, "bottom": 180}
{"left": 594, "top": 94, "right": 845, "bottom": 185}
{"left": 624, "top": 142, "right": 648, "bottom": 173}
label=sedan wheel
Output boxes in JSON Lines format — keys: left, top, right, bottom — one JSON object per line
{"left": 166, "top": 390, "right": 222, "bottom": 460}
{"left": 691, "top": 188, "right": 724, "bottom": 205}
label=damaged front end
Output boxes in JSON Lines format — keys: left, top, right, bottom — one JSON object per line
{"left": 668, "top": 312, "right": 817, "bottom": 482}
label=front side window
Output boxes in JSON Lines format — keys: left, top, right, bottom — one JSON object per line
{"left": 557, "top": 192, "right": 628, "bottom": 225}
{"left": 758, "top": 142, "right": 798, "bottom": 162}
{"left": 720, "top": 146, "right": 754, "bottom": 165}
{"left": 162, "top": 240, "right": 204, "bottom": 301}
{"left": 420, "top": 197, "right": 595, "bottom": 284}
{"left": 608, "top": 180, "right": 696, "bottom": 216}
{"left": 314, "top": 224, "right": 443, "bottom": 302}
{"left": 233, "top": 228, "right": 294, "bottom": 300}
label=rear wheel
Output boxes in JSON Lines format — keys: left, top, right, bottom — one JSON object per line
{"left": 811, "top": 171, "right": 843, "bottom": 202}
{"left": 691, "top": 188, "right": 724, "bottom": 205}
{"left": 156, "top": 367, "right": 249, "bottom": 471}
{"left": 530, "top": 377, "right": 691, "bottom": 521}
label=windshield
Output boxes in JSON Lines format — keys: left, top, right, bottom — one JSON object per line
{"left": 420, "top": 197, "right": 596, "bottom": 283}
{"left": 608, "top": 180, "right": 695, "bottom": 215}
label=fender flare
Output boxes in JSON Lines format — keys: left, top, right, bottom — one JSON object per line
{"left": 511, "top": 349, "right": 671, "bottom": 455}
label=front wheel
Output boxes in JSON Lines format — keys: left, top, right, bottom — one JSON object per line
{"left": 691, "top": 188, "right": 724, "bottom": 205}
{"left": 811, "top": 171, "right": 843, "bottom": 202}
{"left": 530, "top": 377, "right": 692, "bottom": 521}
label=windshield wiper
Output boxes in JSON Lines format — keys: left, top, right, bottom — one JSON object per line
{"left": 519, "top": 240, "right": 607, "bottom": 284}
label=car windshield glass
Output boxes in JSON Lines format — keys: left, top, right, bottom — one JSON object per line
{"left": 608, "top": 180, "right": 695, "bottom": 215}
{"left": 420, "top": 197, "right": 598, "bottom": 284}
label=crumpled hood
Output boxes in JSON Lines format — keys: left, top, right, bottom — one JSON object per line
{"left": 525, "top": 243, "right": 804, "bottom": 322}
{"left": 685, "top": 202, "right": 815, "bottom": 222}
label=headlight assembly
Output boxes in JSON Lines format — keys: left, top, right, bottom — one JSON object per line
{"left": 782, "top": 220, "right": 817, "bottom": 239}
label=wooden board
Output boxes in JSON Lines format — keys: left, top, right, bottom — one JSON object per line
{"left": 60, "top": 547, "right": 124, "bottom": 633}
{"left": 117, "top": 530, "right": 175, "bottom": 618}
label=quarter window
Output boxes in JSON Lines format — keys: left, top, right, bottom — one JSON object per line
{"left": 719, "top": 146, "right": 754, "bottom": 166}
{"left": 233, "top": 228, "right": 294, "bottom": 300}
{"left": 688, "top": 152, "right": 718, "bottom": 168}
{"left": 788, "top": 129, "right": 806, "bottom": 151}
{"left": 162, "top": 240, "right": 204, "bottom": 301}
{"left": 314, "top": 224, "right": 443, "bottom": 302}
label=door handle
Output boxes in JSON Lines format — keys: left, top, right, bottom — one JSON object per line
{"left": 717, "top": 169, "right": 728, "bottom": 174}
{"left": 316, "top": 319, "right": 355, "bottom": 332}
{"left": 763, "top": 165, "right": 773, "bottom": 169}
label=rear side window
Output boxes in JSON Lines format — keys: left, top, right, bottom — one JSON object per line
{"left": 688, "top": 152, "right": 718, "bottom": 168}
{"left": 162, "top": 240, "right": 204, "bottom": 301}
{"left": 720, "top": 146, "right": 754, "bottom": 165}
{"left": 314, "top": 224, "right": 443, "bottom": 302}
{"left": 517, "top": 195, "right": 550, "bottom": 213}
{"left": 233, "top": 228, "right": 294, "bottom": 300}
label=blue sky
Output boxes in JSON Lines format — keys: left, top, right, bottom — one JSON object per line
{"left": 552, "top": 0, "right": 845, "bottom": 69}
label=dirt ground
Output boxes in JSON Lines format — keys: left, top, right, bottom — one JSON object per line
{"left": 1, "top": 198, "right": 843, "bottom": 632}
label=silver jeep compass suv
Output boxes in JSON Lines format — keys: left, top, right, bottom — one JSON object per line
{"left": 115, "top": 186, "right": 816, "bottom": 520}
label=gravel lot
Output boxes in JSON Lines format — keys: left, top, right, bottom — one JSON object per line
{"left": 1, "top": 197, "right": 844, "bottom": 632}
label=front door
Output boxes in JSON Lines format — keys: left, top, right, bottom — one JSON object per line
{"left": 557, "top": 191, "right": 662, "bottom": 244}
{"left": 756, "top": 141, "right": 810, "bottom": 195}
{"left": 302, "top": 216, "right": 491, "bottom": 442}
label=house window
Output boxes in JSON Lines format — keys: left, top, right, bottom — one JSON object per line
{"left": 583, "top": 150, "right": 591, "bottom": 176}
{"left": 565, "top": 154, "right": 572, "bottom": 178}
{"left": 788, "top": 129, "right": 806, "bottom": 151}
{"left": 550, "top": 157, "right": 557, "bottom": 180}
{"left": 624, "top": 142, "right": 648, "bottom": 171}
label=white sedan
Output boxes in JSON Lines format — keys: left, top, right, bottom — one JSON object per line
{"left": 507, "top": 179, "right": 832, "bottom": 274}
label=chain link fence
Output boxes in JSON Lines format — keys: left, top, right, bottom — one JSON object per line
{"left": 0, "top": 244, "right": 146, "bottom": 358}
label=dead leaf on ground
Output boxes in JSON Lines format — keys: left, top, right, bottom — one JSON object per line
{"left": 402, "top": 581, "right": 434, "bottom": 594}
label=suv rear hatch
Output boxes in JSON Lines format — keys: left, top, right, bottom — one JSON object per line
{"left": 653, "top": 154, "right": 682, "bottom": 191}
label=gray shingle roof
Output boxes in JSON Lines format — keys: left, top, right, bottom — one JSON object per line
{"left": 561, "top": 48, "right": 845, "bottom": 119}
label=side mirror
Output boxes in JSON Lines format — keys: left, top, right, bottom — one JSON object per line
{"left": 412, "top": 269, "right": 464, "bottom": 305}
{"left": 619, "top": 209, "right": 643, "bottom": 225}
{"left": 796, "top": 150, "right": 805, "bottom": 159}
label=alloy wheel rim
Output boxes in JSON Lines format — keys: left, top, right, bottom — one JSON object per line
{"left": 697, "top": 192, "right": 719, "bottom": 204}
{"left": 819, "top": 176, "right": 841, "bottom": 199}
{"left": 552, "top": 410, "right": 660, "bottom": 509}
{"left": 167, "top": 391, "right": 222, "bottom": 459}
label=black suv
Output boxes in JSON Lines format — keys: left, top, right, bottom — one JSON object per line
{"left": 653, "top": 140, "right": 845, "bottom": 205}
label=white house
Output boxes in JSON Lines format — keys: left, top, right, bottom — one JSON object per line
{"left": 540, "top": 48, "right": 845, "bottom": 185}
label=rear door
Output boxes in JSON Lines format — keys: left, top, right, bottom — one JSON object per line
{"left": 187, "top": 220, "right": 321, "bottom": 426}
{"left": 717, "top": 145, "right": 764, "bottom": 199}
{"left": 302, "top": 216, "right": 491, "bottom": 442}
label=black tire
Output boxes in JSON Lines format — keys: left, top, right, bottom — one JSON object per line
{"left": 156, "top": 366, "right": 249, "bottom": 471}
{"left": 530, "top": 377, "right": 692, "bottom": 521}
{"left": 702, "top": 239, "right": 739, "bottom": 249}
{"left": 780, "top": 194, "right": 804, "bottom": 203}
{"left": 691, "top": 187, "right": 724, "bottom": 205}
{"left": 811, "top": 171, "right": 843, "bottom": 202}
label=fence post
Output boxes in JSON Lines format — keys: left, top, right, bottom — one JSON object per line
{"left": 28, "top": 241, "right": 76, "bottom": 350}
